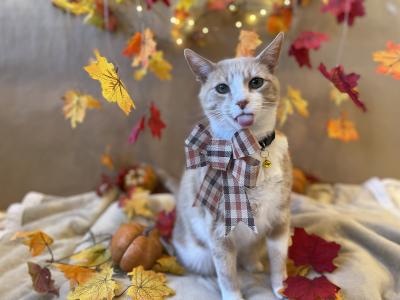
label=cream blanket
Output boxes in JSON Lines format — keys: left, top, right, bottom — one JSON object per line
{"left": 1, "top": 177, "right": 400, "bottom": 300}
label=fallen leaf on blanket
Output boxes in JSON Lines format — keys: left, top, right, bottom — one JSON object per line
{"left": 148, "top": 102, "right": 166, "bottom": 139}
{"left": 123, "top": 188, "right": 154, "bottom": 219}
{"left": 128, "top": 115, "right": 146, "bottom": 144}
{"left": 67, "top": 264, "right": 118, "bottom": 300}
{"left": 101, "top": 145, "right": 114, "bottom": 170}
{"left": 84, "top": 49, "right": 135, "bottom": 115}
{"left": 155, "top": 209, "right": 176, "bottom": 240}
{"left": 373, "top": 41, "right": 400, "bottom": 80}
{"left": 28, "top": 262, "right": 59, "bottom": 296}
{"left": 282, "top": 275, "right": 340, "bottom": 300}
{"left": 327, "top": 113, "right": 359, "bottom": 142}
{"left": 148, "top": 51, "right": 173, "bottom": 80}
{"left": 123, "top": 32, "right": 142, "bottom": 58}
{"left": 12, "top": 230, "right": 54, "bottom": 257}
{"left": 127, "top": 266, "right": 175, "bottom": 299}
{"left": 286, "top": 259, "right": 310, "bottom": 277}
{"left": 277, "top": 86, "right": 309, "bottom": 126}
{"left": 235, "top": 30, "right": 262, "bottom": 57}
{"left": 289, "top": 227, "right": 341, "bottom": 273}
{"left": 153, "top": 256, "right": 186, "bottom": 275}
{"left": 54, "top": 263, "right": 96, "bottom": 286}
{"left": 70, "top": 244, "right": 111, "bottom": 267}
{"left": 321, "top": 0, "right": 365, "bottom": 26}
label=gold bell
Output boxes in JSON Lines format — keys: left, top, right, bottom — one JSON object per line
{"left": 262, "top": 159, "right": 272, "bottom": 168}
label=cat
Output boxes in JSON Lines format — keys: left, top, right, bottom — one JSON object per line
{"left": 172, "top": 32, "right": 292, "bottom": 300}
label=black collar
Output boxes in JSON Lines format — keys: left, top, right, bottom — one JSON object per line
{"left": 258, "top": 131, "right": 275, "bottom": 151}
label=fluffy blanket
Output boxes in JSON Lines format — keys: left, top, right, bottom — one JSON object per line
{"left": 0, "top": 177, "right": 399, "bottom": 300}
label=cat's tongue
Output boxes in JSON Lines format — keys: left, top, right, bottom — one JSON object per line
{"left": 236, "top": 114, "right": 254, "bottom": 127}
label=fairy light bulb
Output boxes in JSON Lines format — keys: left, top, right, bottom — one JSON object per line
{"left": 235, "top": 21, "right": 242, "bottom": 28}
{"left": 136, "top": 5, "right": 143, "bottom": 12}
{"left": 247, "top": 14, "right": 257, "bottom": 24}
{"left": 187, "top": 19, "right": 195, "bottom": 27}
{"left": 260, "top": 9, "right": 267, "bottom": 16}
{"left": 202, "top": 27, "right": 209, "bottom": 34}
{"left": 170, "top": 17, "right": 180, "bottom": 25}
{"left": 284, "top": 0, "right": 291, "bottom": 6}
{"left": 228, "top": 4, "right": 237, "bottom": 12}
{"left": 176, "top": 38, "right": 183, "bottom": 45}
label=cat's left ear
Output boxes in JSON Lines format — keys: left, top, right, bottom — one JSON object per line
{"left": 256, "top": 32, "right": 284, "bottom": 73}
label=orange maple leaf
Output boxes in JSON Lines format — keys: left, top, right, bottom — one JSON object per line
{"left": 100, "top": 145, "right": 114, "bottom": 170}
{"left": 123, "top": 32, "right": 142, "bottom": 58}
{"left": 266, "top": 7, "right": 292, "bottom": 34}
{"left": 373, "top": 41, "right": 400, "bottom": 80}
{"left": 54, "top": 263, "right": 95, "bottom": 286}
{"left": 12, "top": 230, "right": 54, "bottom": 256}
{"left": 327, "top": 112, "right": 359, "bottom": 142}
{"left": 235, "top": 30, "right": 262, "bottom": 57}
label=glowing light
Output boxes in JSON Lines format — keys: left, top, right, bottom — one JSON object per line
{"left": 136, "top": 5, "right": 143, "bottom": 12}
{"left": 247, "top": 14, "right": 257, "bottom": 24}
{"left": 284, "top": 0, "right": 291, "bottom": 6}
{"left": 260, "top": 9, "right": 267, "bottom": 16}
{"left": 176, "top": 38, "right": 183, "bottom": 45}
{"left": 228, "top": 4, "right": 237, "bottom": 12}
{"left": 202, "top": 27, "right": 209, "bottom": 34}
{"left": 170, "top": 17, "right": 180, "bottom": 25}
{"left": 235, "top": 21, "right": 242, "bottom": 28}
{"left": 187, "top": 19, "right": 195, "bottom": 27}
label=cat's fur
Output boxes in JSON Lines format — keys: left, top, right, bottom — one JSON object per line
{"left": 172, "top": 33, "right": 292, "bottom": 300}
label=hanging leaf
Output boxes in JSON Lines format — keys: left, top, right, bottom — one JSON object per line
{"left": 51, "top": 0, "right": 92, "bottom": 15}
{"left": 129, "top": 115, "right": 146, "bottom": 145}
{"left": 70, "top": 244, "right": 111, "bottom": 267}
{"left": 127, "top": 265, "right": 175, "bottom": 300}
{"left": 207, "top": 0, "right": 232, "bottom": 11}
{"left": 282, "top": 275, "right": 340, "bottom": 300}
{"left": 277, "top": 86, "right": 309, "bottom": 126}
{"left": 289, "top": 31, "right": 329, "bottom": 68}
{"left": 327, "top": 112, "right": 359, "bottom": 142}
{"left": 12, "top": 230, "right": 54, "bottom": 257}
{"left": 148, "top": 102, "right": 166, "bottom": 139}
{"left": 123, "top": 188, "right": 154, "bottom": 219}
{"left": 153, "top": 256, "right": 186, "bottom": 275}
{"left": 321, "top": 0, "right": 365, "bottom": 26}
{"left": 266, "top": 7, "right": 292, "bottom": 34}
{"left": 54, "top": 263, "right": 96, "bottom": 286}
{"left": 155, "top": 209, "right": 176, "bottom": 240}
{"left": 373, "top": 41, "right": 400, "bottom": 80}
{"left": 132, "top": 29, "right": 157, "bottom": 69}
{"left": 62, "top": 90, "right": 101, "bottom": 128}
{"left": 84, "top": 49, "right": 135, "bottom": 115}
{"left": 288, "top": 228, "right": 341, "bottom": 273}
{"left": 28, "top": 262, "right": 59, "bottom": 296}
{"left": 100, "top": 145, "right": 114, "bottom": 170}
{"left": 319, "top": 63, "right": 366, "bottom": 112}
{"left": 123, "top": 32, "right": 142, "bottom": 58}
{"left": 67, "top": 265, "right": 118, "bottom": 300}
{"left": 85, "top": 0, "right": 118, "bottom": 32}
{"left": 330, "top": 86, "right": 350, "bottom": 106}
{"left": 145, "top": 0, "right": 171, "bottom": 10}
{"left": 235, "top": 30, "right": 262, "bottom": 57}
{"left": 148, "top": 51, "right": 173, "bottom": 80}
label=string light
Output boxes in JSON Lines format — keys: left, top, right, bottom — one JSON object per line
{"left": 247, "top": 14, "right": 257, "bottom": 24}
{"left": 228, "top": 4, "right": 237, "bottom": 12}
{"left": 136, "top": 5, "right": 143, "bottom": 12}
{"left": 187, "top": 19, "right": 195, "bottom": 27}
{"left": 260, "top": 9, "right": 267, "bottom": 16}
{"left": 170, "top": 17, "right": 180, "bottom": 25}
{"left": 202, "top": 27, "right": 209, "bottom": 34}
{"left": 284, "top": 0, "right": 291, "bottom": 6}
{"left": 176, "top": 38, "right": 183, "bottom": 45}
{"left": 235, "top": 21, "right": 242, "bottom": 28}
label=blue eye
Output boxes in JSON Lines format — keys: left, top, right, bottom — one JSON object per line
{"left": 215, "top": 83, "right": 230, "bottom": 94}
{"left": 249, "top": 77, "right": 264, "bottom": 89}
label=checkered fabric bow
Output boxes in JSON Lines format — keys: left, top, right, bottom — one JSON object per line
{"left": 185, "top": 123, "right": 261, "bottom": 235}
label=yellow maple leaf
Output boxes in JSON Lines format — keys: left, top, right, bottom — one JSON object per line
{"left": 100, "top": 144, "right": 114, "bottom": 170}
{"left": 123, "top": 189, "right": 154, "bottom": 219}
{"left": 148, "top": 51, "right": 173, "bottom": 80}
{"left": 67, "top": 265, "right": 118, "bottom": 300}
{"left": 51, "top": 0, "right": 92, "bottom": 15}
{"left": 70, "top": 244, "right": 111, "bottom": 267}
{"left": 373, "top": 41, "right": 400, "bottom": 80}
{"left": 54, "top": 263, "right": 95, "bottom": 286}
{"left": 235, "top": 30, "right": 262, "bottom": 57}
{"left": 84, "top": 49, "right": 135, "bottom": 115}
{"left": 330, "top": 86, "right": 349, "bottom": 107}
{"left": 327, "top": 112, "right": 359, "bottom": 142}
{"left": 63, "top": 90, "right": 101, "bottom": 128}
{"left": 286, "top": 259, "right": 310, "bottom": 277}
{"left": 132, "top": 28, "right": 157, "bottom": 68}
{"left": 127, "top": 266, "right": 175, "bottom": 300}
{"left": 277, "top": 86, "right": 309, "bottom": 126}
{"left": 152, "top": 256, "right": 186, "bottom": 275}
{"left": 12, "top": 230, "right": 54, "bottom": 257}
{"left": 176, "top": 0, "right": 194, "bottom": 11}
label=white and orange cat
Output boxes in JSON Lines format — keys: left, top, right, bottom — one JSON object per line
{"left": 173, "top": 33, "right": 292, "bottom": 300}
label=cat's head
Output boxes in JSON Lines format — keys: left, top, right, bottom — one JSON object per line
{"left": 184, "top": 32, "right": 284, "bottom": 140}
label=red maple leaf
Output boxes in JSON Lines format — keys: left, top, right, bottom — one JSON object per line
{"left": 289, "top": 31, "right": 329, "bottom": 68}
{"left": 318, "top": 63, "right": 367, "bottom": 112}
{"left": 283, "top": 275, "right": 340, "bottom": 300}
{"left": 321, "top": 0, "right": 365, "bottom": 26}
{"left": 128, "top": 115, "right": 146, "bottom": 144}
{"left": 27, "top": 262, "right": 59, "bottom": 296}
{"left": 288, "top": 227, "right": 341, "bottom": 273}
{"left": 148, "top": 102, "right": 166, "bottom": 139}
{"left": 155, "top": 209, "right": 176, "bottom": 240}
{"left": 145, "top": 0, "right": 170, "bottom": 9}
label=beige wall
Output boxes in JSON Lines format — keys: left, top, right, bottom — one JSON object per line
{"left": 0, "top": 0, "right": 399, "bottom": 209}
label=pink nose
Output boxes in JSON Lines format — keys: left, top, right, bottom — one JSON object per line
{"left": 236, "top": 100, "right": 249, "bottom": 109}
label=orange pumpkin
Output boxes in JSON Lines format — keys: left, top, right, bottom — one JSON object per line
{"left": 111, "top": 223, "right": 163, "bottom": 272}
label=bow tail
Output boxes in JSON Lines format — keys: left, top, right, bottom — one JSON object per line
{"left": 193, "top": 168, "right": 223, "bottom": 216}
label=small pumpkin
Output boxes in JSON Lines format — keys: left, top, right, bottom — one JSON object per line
{"left": 111, "top": 223, "right": 163, "bottom": 272}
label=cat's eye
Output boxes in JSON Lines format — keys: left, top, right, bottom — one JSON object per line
{"left": 249, "top": 77, "right": 264, "bottom": 89}
{"left": 215, "top": 83, "right": 230, "bottom": 94}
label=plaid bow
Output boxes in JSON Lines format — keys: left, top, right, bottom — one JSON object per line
{"left": 185, "top": 123, "right": 261, "bottom": 235}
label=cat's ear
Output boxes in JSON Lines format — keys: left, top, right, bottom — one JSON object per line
{"left": 256, "top": 32, "right": 284, "bottom": 73}
{"left": 184, "top": 49, "right": 215, "bottom": 82}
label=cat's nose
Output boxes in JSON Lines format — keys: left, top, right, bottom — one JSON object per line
{"left": 236, "top": 100, "right": 249, "bottom": 109}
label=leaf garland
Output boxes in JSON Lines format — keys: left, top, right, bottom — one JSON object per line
{"left": 235, "top": 30, "right": 262, "bottom": 57}
{"left": 277, "top": 85, "right": 310, "bottom": 127}
{"left": 321, "top": 0, "right": 365, "bottom": 26}
{"left": 266, "top": 6, "right": 293, "bottom": 35}
{"left": 373, "top": 41, "right": 400, "bottom": 80}
{"left": 28, "top": 262, "right": 60, "bottom": 296}
{"left": 327, "top": 112, "right": 359, "bottom": 142}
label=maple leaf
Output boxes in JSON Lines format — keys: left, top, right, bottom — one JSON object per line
{"left": 67, "top": 265, "right": 118, "bottom": 300}
{"left": 277, "top": 86, "right": 309, "bottom": 126}
{"left": 286, "top": 259, "right": 310, "bottom": 277}
{"left": 266, "top": 7, "right": 292, "bottom": 34}
{"left": 51, "top": 0, "right": 92, "bottom": 15}
{"left": 123, "top": 188, "right": 154, "bottom": 219}
{"left": 327, "top": 112, "right": 359, "bottom": 142}
{"left": 289, "top": 228, "right": 341, "bottom": 273}
{"left": 330, "top": 86, "right": 349, "bottom": 106}
{"left": 235, "top": 30, "right": 262, "bottom": 57}
{"left": 28, "top": 262, "right": 59, "bottom": 296}
{"left": 62, "top": 90, "right": 101, "bottom": 128}
{"left": 123, "top": 32, "right": 142, "bottom": 58}
{"left": 129, "top": 115, "right": 146, "bottom": 145}
{"left": 207, "top": 0, "right": 233, "bottom": 11}
{"left": 153, "top": 256, "right": 186, "bottom": 275}
{"left": 148, "top": 102, "right": 166, "bottom": 139}
{"left": 84, "top": 49, "right": 135, "bottom": 115}
{"left": 155, "top": 209, "right": 176, "bottom": 240}
{"left": 319, "top": 63, "right": 366, "bottom": 112}
{"left": 148, "top": 51, "right": 173, "bottom": 80}
{"left": 54, "top": 263, "right": 95, "bottom": 286}
{"left": 12, "top": 230, "right": 54, "bottom": 257}
{"left": 133, "top": 29, "right": 157, "bottom": 69}
{"left": 289, "top": 31, "right": 329, "bottom": 68}
{"left": 70, "top": 244, "right": 111, "bottom": 267}
{"left": 283, "top": 275, "right": 340, "bottom": 300}
{"left": 321, "top": 0, "right": 365, "bottom": 26}
{"left": 100, "top": 145, "right": 114, "bottom": 170}
{"left": 373, "top": 41, "right": 400, "bottom": 80}
{"left": 127, "top": 266, "right": 175, "bottom": 300}
{"left": 145, "top": 0, "right": 171, "bottom": 9}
